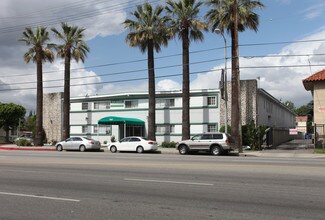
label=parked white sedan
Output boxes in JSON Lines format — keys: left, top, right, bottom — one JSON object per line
{"left": 56, "top": 137, "right": 101, "bottom": 152}
{"left": 109, "top": 137, "right": 158, "bottom": 153}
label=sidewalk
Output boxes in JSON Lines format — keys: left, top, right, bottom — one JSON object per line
{"left": 240, "top": 139, "right": 325, "bottom": 159}
{"left": 1, "top": 140, "right": 325, "bottom": 158}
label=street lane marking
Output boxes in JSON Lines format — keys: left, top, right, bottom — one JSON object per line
{"left": 124, "top": 178, "right": 214, "bottom": 186}
{"left": 0, "top": 191, "right": 80, "bottom": 202}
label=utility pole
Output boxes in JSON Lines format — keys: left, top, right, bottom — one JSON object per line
{"left": 231, "top": 0, "right": 242, "bottom": 152}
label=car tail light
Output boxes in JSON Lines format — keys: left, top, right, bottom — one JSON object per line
{"left": 148, "top": 141, "right": 154, "bottom": 145}
{"left": 89, "top": 141, "right": 95, "bottom": 144}
{"left": 225, "top": 137, "right": 229, "bottom": 144}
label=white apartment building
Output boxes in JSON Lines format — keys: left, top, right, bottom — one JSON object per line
{"left": 67, "top": 89, "right": 220, "bottom": 143}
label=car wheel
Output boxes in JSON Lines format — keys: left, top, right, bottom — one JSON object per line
{"left": 211, "top": 145, "right": 222, "bottom": 156}
{"left": 56, "top": 145, "right": 63, "bottom": 151}
{"left": 79, "top": 145, "right": 86, "bottom": 152}
{"left": 136, "top": 146, "right": 144, "bottom": 153}
{"left": 178, "top": 145, "right": 189, "bottom": 155}
{"left": 110, "top": 145, "right": 117, "bottom": 153}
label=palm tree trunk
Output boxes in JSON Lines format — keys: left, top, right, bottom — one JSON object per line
{"left": 35, "top": 50, "right": 43, "bottom": 146}
{"left": 182, "top": 28, "right": 190, "bottom": 140}
{"left": 147, "top": 40, "right": 156, "bottom": 141}
{"left": 231, "top": 0, "right": 242, "bottom": 152}
{"left": 5, "top": 126, "right": 9, "bottom": 143}
{"left": 63, "top": 50, "right": 71, "bottom": 140}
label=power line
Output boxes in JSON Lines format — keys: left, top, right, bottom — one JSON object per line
{"left": 2, "top": 63, "right": 325, "bottom": 92}
{"left": 0, "top": 0, "right": 159, "bottom": 35}
{"left": 6, "top": 37, "right": 325, "bottom": 79}
{"left": 3, "top": 50, "right": 325, "bottom": 86}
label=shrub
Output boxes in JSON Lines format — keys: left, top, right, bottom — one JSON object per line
{"left": 242, "top": 120, "right": 268, "bottom": 151}
{"left": 110, "top": 135, "right": 116, "bottom": 142}
{"left": 50, "top": 140, "right": 57, "bottom": 146}
{"left": 219, "top": 125, "right": 231, "bottom": 134}
{"left": 161, "top": 141, "right": 176, "bottom": 148}
{"left": 16, "top": 139, "right": 33, "bottom": 146}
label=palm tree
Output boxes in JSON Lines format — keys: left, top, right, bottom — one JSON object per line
{"left": 51, "top": 22, "right": 89, "bottom": 140}
{"left": 205, "top": 0, "right": 264, "bottom": 152}
{"left": 19, "top": 27, "right": 54, "bottom": 146}
{"left": 165, "top": 0, "right": 207, "bottom": 140}
{"left": 124, "top": 3, "right": 171, "bottom": 141}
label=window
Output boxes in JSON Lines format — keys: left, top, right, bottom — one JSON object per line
{"left": 94, "top": 125, "right": 111, "bottom": 134}
{"left": 125, "top": 100, "right": 138, "bottom": 108}
{"left": 130, "top": 137, "right": 141, "bottom": 142}
{"left": 212, "top": 133, "right": 223, "bottom": 139}
{"left": 82, "top": 102, "right": 88, "bottom": 110}
{"left": 156, "top": 125, "right": 175, "bottom": 134}
{"left": 202, "top": 134, "right": 213, "bottom": 139}
{"left": 156, "top": 99, "right": 175, "bottom": 107}
{"left": 208, "top": 96, "right": 216, "bottom": 106}
{"left": 94, "top": 101, "right": 110, "bottom": 110}
{"left": 82, "top": 125, "right": 88, "bottom": 133}
{"left": 208, "top": 124, "right": 218, "bottom": 132}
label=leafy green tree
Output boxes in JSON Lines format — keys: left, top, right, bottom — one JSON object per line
{"left": 205, "top": 0, "right": 264, "bottom": 152}
{"left": 51, "top": 23, "right": 89, "bottom": 140}
{"left": 124, "top": 3, "right": 171, "bottom": 141}
{"left": 283, "top": 100, "right": 296, "bottom": 112}
{"left": 296, "top": 101, "right": 313, "bottom": 116}
{"left": 166, "top": 0, "right": 207, "bottom": 140}
{"left": 19, "top": 27, "right": 54, "bottom": 146}
{"left": 0, "top": 103, "right": 26, "bottom": 142}
{"left": 23, "top": 113, "right": 36, "bottom": 132}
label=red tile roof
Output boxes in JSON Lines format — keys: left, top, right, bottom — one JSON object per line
{"left": 303, "top": 69, "right": 325, "bottom": 91}
{"left": 296, "top": 116, "right": 308, "bottom": 122}
{"left": 303, "top": 69, "right": 325, "bottom": 82}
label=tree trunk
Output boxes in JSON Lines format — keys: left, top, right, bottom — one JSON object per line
{"left": 147, "top": 40, "right": 156, "bottom": 141}
{"left": 35, "top": 49, "right": 43, "bottom": 146}
{"left": 62, "top": 49, "right": 71, "bottom": 140}
{"left": 5, "top": 126, "right": 9, "bottom": 143}
{"left": 182, "top": 28, "right": 190, "bottom": 140}
{"left": 231, "top": 0, "right": 242, "bottom": 152}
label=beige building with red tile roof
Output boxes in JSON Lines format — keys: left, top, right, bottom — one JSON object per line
{"left": 303, "top": 69, "right": 325, "bottom": 143}
{"left": 303, "top": 69, "right": 325, "bottom": 125}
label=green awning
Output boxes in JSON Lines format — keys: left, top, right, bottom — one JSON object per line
{"left": 98, "top": 116, "right": 144, "bottom": 126}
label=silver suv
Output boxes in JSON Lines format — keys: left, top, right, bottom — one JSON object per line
{"left": 176, "top": 132, "right": 234, "bottom": 155}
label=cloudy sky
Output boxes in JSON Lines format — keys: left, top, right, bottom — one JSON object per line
{"left": 1, "top": 0, "right": 325, "bottom": 112}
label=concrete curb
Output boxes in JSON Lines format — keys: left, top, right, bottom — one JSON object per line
{"left": 0, "top": 146, "right": 56, "bottom": 151}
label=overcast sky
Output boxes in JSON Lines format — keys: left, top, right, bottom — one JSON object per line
{"left": 1, "top": 0, "right": 325, "bottom": 112}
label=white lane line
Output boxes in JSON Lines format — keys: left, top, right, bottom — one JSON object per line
{"left": 124, "top": 178, "right": 214, "bottom": 186}
{"left": 0, "top": 191, "right": 80, "bottom": 202}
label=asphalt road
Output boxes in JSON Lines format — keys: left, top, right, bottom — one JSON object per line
{"left": 0, "top": 151, "right": 324, "bottom": 220}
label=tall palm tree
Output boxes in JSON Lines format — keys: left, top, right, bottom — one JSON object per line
{"left": 51, "top": 22, "right": 89, "bottom": 140}
{"left": 19, "top": 27, "right": 54, "bottom": 146}
{"left": 124, "top": 3, "right": 171, "bottom": 141}
{"left": 205, "top": 0, "right": 264, "bottom": 152}
{"left": 166, "top": 0, "right": 207, "bottom": 140}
